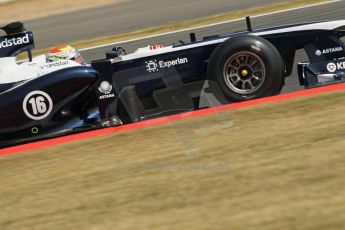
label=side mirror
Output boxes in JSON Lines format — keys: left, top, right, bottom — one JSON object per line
{"left": 1, "top": 21, "right": 26, "bottom": 35}
{"left": 27, "top": 48, "right": 33, "bottom": 62}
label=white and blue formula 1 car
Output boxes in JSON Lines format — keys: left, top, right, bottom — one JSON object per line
{"left": 1, "top": 18, "right": 345, "bottom": 147}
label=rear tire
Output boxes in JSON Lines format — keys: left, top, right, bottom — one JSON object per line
{"left": 207, "top": 35, "right": 284, "bottom": 101}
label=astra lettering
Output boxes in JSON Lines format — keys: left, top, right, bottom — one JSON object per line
{"left": 99, "top": 94, "right": 115, "bottom": 100}
{"left": 323, "top": 47, "right": 343, "bottom": 54}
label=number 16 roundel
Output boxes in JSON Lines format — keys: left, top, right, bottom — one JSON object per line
{"left": 23, "top": 91, "right": 53, "bottom": 120}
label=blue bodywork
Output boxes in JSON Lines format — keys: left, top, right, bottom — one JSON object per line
{"left": 1, "top": 20, "right": 345, "bottom": 147}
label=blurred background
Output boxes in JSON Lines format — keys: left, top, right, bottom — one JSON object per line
{"left": 0, "top": 0, "right": 295, "bottom": 49}
{"left": 2, "top": 1, "right": 345, "bottom": 230}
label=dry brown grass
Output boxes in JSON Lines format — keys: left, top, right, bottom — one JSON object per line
{"left": 1, "top": 90, "right": 345, "bottom": 229}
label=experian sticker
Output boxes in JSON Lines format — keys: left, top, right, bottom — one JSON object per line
{"left": 145, "top": 57, "right": 189, "bottom": 72}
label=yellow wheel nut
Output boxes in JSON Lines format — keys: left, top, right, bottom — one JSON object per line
{"left": 241, "top": 69, "right": 249, "bottom": 77}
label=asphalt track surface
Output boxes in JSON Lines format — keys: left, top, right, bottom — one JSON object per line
{"left": 79, "top": 0, "right": 345, "bottom": 94}
{"left": 26, "top": 0, "right": 287, "bottom": 48}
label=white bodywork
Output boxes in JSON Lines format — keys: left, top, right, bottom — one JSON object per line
{"left": 113, "top": 20, "right": 345, "bottom": 62}
{"left": 0, "top": 55, "right": 81, "bottom": 84}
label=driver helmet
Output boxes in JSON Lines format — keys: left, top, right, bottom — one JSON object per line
{"left": 47, "top": 44, "right": 86, "bottom": 65}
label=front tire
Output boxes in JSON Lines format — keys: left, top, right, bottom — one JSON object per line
{"left": 207, "top": 35, "right": 284, "bottom": 102}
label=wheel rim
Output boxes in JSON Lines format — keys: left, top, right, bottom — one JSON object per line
{"left": 223, "top": 51, "right": 266, "bottom": 95}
